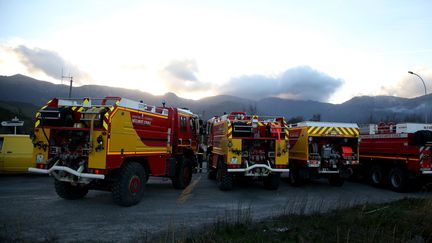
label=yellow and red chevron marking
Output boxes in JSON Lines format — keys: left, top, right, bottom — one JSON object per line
{"left": 227, "top": 123, "right": 233, "bottom": 138}
{"left": 307, "top": 126, "right": 359, "bottom": 137}
{"left": 284, "top": 124, "right": 289, "bottom": 141}
{"left": 102, "top": 104, "right": 117, "bottom": 130}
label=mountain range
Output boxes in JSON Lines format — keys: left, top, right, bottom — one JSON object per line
{"left": 0, "top": 74, "right": 431, "bottom": 125}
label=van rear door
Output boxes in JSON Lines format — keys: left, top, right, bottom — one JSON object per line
{"left": 2, "top": 136, "right": 33, "bottom": 172}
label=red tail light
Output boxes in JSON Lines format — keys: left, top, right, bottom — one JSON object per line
{"left": 37, "top": 164, "right": 46, "bottom": 169}
{"left": 92, "top": 169, "right": 108, "bottom": 175}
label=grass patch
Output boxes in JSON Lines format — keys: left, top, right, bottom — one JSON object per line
{"left": 177, "top": 197, "right": 432, "bottom": 243}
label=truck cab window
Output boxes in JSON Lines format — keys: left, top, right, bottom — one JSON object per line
{"left": 180, "top": 116, "right": 187, "bottom": 132}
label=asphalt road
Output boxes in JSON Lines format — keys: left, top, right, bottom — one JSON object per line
{"left": 0, "top": 173, "right": 431, "bottom": 242}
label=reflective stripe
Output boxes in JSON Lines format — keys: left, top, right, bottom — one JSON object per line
{"left": 307, "top": 126, "right": 359, "bottom": 137}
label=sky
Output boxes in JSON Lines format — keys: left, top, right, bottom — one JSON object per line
{"left": 1, "top": 0, "right": 431, "bottom": 103}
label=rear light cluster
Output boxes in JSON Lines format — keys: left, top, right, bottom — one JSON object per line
{"left": 307, "top": 160, "right": 320, "bottom": 167}
{"left": 275, "top": 164, "right": 288, "bottom": 169}
{"left": 36, "top": 164, "right": 46, "bottom": 169}
{"left": 228, "top": 164, "right": 240, "bottom": 169}
{"left": 344, "top": 160, "right": 359, "bottom": 165}
{"left": 87, "top": 169, "right": 108, "bottom": 175}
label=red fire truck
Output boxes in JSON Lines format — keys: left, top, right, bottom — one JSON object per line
{"left": 359, "top": 122, "right": 432, "bottom": 191}
{"left": 29, "top": 97, "right": 201, "bottom": 206}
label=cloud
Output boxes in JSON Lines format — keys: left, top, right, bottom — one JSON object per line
{"left": 381, "top": 69, "right": 432, "bottom": 98}
{"left": 12, "top": 45, "right": 92, "bottom": 83}
{"left": 161, "top": 59, "right": 209, "bottom": 92}
{"left": 164, "top": 59, "right": 198, "bottom": 81}
{"left": 220, "top": 66, "right": 344, "bottom": 102}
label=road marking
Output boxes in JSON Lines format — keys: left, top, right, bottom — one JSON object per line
{"left": 176, "top": 175, "right": 201, "bottom": 204}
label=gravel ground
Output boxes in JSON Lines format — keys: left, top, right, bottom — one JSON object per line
{"left": 0, "top": 173, "right": 431, "bottom": 242}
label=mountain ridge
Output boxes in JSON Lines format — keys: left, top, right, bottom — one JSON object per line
{"left": 1, "top": 74, "right": 431, "bottom": 122}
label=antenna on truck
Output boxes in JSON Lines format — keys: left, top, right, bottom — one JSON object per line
{"left": 61, "top": 68, "right": 73, "bottom": 98}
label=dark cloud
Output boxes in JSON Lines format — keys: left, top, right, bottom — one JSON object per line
{"left": 13, "top": 45, "right": 92, "bottom": 83}
{"left": 162, "top": 59, "right": 208, "bottom": 92}
{"left": 221, "top": 66, "right": 344, "bottom": 102}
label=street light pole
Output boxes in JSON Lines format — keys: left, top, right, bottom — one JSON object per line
{"left": 408, "top": 71, "right": 428, "bottom": 123}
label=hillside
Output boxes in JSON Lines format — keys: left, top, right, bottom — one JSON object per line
{"left": 0, "top": 74, "right": 431, "bottom": 123}
{"left": 0, "top": 100, "right": 38, "bottom": 134}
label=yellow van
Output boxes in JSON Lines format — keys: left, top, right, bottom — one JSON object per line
{"left": 0, "top": 134, "right": 33, "bottom": 173}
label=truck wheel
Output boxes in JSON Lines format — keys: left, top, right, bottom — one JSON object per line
{"left": 388, "top": 167, "right": 409, "bottom": 192}
{"left": 208, "top": 168, "right": 217, "bottom": 180}
{"left": 289, "top": 167, "right": 303, "bottom": 186}
{"left": 172, "top": 160, "right": 193, "bottom": 189}
{"left": 54, "top": 179, "right": 88, "bottom": 200}
{"left": 112, "top": 162, "right": 146, "bottom": 207}
{"left": 369, "top": 165, "right": 385, "bottom": 187}
{"left": 217, "top": 162, "right": 233, "bottom": 191}
{"left": 207, "top": 154, "right": 217, "bottom": 180}
{"left": 263, "top": 173, "right": 281, "bottom": 190}
{"left": 328, "top": 174, "right": 344, "bottom": 186}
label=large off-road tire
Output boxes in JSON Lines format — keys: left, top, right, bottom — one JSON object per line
{"left": 217, "top": 162, "right": 233, "bottom": 191}
{"left": 289, "top": 166, "right": 303, "bottom": 186}
{"left": 54, "top": 179, "right": 88, "bottom": 200}
{"left": 388, "top": 167, "right": 409, "bottom": 192}
{"left": 207, "top": 154, "right": 217, "bottom": 180}
{"left": 263, "top": 173, "right": 281, "bottom": 190}
{"left": 328, "top": 174, "right": 344, "bottom": 187}
{"left": 368, "top": 165, "right": 385, "bottom": 187}
{"left": 112, "top": 162, "right": 146, "bottom": 207}
{"left": 208, "top": 168, "right": 217, "bottom": 180}
{"left": 172, "top": 159, "right": 193, "bottom": 189}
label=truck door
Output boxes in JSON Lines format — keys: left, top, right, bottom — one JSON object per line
{"left": 0, "top": 137, "right": 4, "bottom": 171}
{"left": 178, "top": 115, "right": 192, "bottom": 147}
{"left": 189, "top": 116, "right": 199, "bottom": 150}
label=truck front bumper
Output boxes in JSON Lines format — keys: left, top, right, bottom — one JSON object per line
{"left": 421, "top": 170, "right": 432, "bottom": 175}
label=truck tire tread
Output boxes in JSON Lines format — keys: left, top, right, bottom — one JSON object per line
{"left": 388, "top": 167, "right": 410, "bottom": 192}
{"left": 172, "top": 159, "right": 193, "bottom": 189}
{"left": 217, "top": 163, "right": 233, "bottom": 191}
{"left": 263, "top": 173, "right": 281, "bottom": 190}
{"left": 112, "top": 162, "right": 146, "bottom": 207}
{"left": 54, "top": 179, "right": 88, "bottom": 200}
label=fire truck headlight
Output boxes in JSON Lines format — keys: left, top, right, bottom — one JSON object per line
{"left": 228, "top": 141, "right": 233, "bottom": 148}
{"left": 231, "top": 157, "right": 238, "bottom": 164}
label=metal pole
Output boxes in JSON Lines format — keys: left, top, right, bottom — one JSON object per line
{"left": 408, "top": 71, "right": 428, "bottom": 123}
{"left": 69, "top": 77, "right": 73, "bottom": 98}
